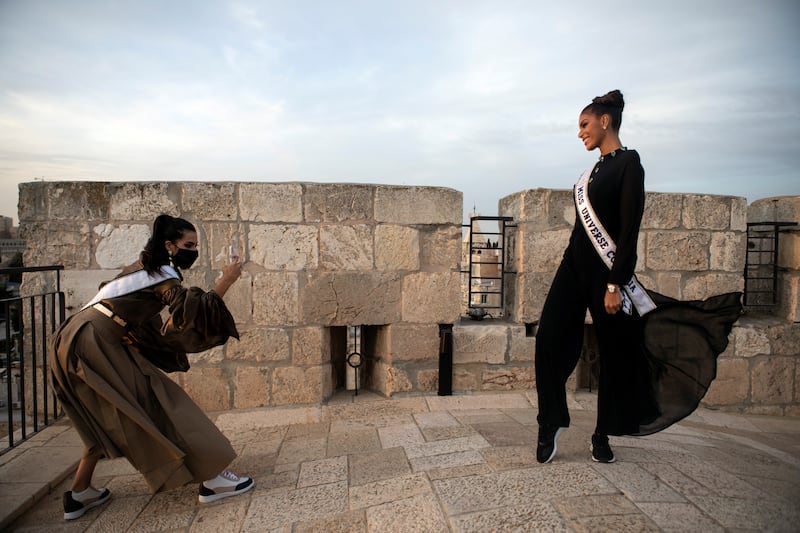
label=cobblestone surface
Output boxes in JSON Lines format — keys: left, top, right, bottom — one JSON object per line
{"left": 3, "top": 390, "right": 800, "bottom": 532}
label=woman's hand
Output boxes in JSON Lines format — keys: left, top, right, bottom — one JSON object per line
{"left": 604, "top": 287, "right": 622, "bottom": 315}
{"left": 214, "top": 258, "right": 243, "bottom": 297}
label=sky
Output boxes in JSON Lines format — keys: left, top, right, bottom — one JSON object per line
{"left": 1, "top": 0, "right": 798, "bottom": 226}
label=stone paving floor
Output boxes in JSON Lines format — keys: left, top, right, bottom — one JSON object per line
{"left": 4, "top": 390, "right": 800, "bottom": 532}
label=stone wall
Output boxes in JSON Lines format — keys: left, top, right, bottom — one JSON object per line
{"left": 704, "top": 196, "right": 800, "bottom": 415}
{"left": 499, "top": 189, "right": 747, "bottom": 322}
{"left": 494, "top": 191, "right": 800, "bottom": 415}
{"left": 18, "top": 181, "right": 463, "bottom": 411}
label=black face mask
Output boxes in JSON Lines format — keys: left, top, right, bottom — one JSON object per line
{"left": 171, "top": 248, "right": 198, "bottom": 269}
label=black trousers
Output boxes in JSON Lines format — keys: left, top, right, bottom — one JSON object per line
{"left": 535, "top": 257, "right": 646, "bottom": 436}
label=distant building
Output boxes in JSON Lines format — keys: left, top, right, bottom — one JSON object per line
{"left": 0, "top": 216, "right": 24, "bottom": 264}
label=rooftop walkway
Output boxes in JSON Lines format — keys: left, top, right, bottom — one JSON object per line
{"left": 2, "top": 390, "right": 799, "bottom": 532}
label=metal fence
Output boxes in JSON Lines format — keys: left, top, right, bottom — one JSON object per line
{"left": 1, "top": 266, "right": 65, "bottom": 455}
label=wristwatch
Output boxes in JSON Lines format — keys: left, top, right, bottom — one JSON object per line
{"left": 606, "top": 284, "right": 619, "bottom": 294}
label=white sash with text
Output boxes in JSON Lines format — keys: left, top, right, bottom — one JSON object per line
{"left": 574, "top": 169, "right": 656, "bottom": 316}
{"left": 82, "top": 266, "right": 180, "bottom": 310}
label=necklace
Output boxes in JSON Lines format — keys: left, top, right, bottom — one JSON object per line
{"left": 593, "top": 146, "right": 626, "bottom": 175}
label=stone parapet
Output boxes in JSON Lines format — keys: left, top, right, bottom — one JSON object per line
{"left": 500, "top": 189, "right": 747, "bottom": 323}
{"left": 19, "top": 181, "right": 462, "bottom": 408}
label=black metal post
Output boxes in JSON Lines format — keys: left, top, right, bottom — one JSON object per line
{"left": 438, "top": 324, "right": 453, "bottom": 396}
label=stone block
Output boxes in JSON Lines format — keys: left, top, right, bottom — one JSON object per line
{"left": 17, "top": 182, "right": 47, "bottom": 222}
{"left": 248, "top": 224, "right": 318, "bottom": 271}
{"left": 367, "top": 360, "right": 391, "bottom": 397}
{"left": 375, "top": 225, "right": 419, "bottom": 271}
{"left": 510, "top": 272, "right": 557, "bottom": 324}
{"left": 271, "top": 365, "right": 329, "bottom": 405}
{"left": 730, "top": 197, "right": 747, "bottom": 231}
{"left": 509, "top": 326, "right": 535, "bottom": 362}
{"left": 92, "top": 224, "right": 155, "bottom": 269}
{"left": 751, "top": 357, "right": 794, "bottom": 404}
{"left": 646, "top": 231, "right": 710, "bottom": 271}
{"left": 682, "top": 194, "right": 732, "bottom": 230}
{"left": 453, "top": 368, "right": 479, "bottom": 391}
{"left": 47, "top": 182, "right": 110, "bottom": 221}
{"left": 239, "top": 183, "right": 303, "bottom": 222}
{"left": 765, "top": 322, "right": 800, "bottom": 356}
{"left": 652, "top": 272, "right": 682, "bottom": 298}
{"left": 500, "top": 189, "right": 574, "bottom": 230}
{"left": 481, "top": 367, "right": 534, "bottom": 390}
{"left": 292, "top": 327, "right": 329, "bottom": 366}
{"left": 417, "top": 369, "right": 439, "bottom": 391}
{"left": 520, "top": 228, "right": 571, "bottom": 272}
{"left": 402, "top": 272, "right": 462, "bottom": 323}
{"left": 234, "top": 366, "right": 271, "bottom": 409}
{"left": 182, "top": 182, "right": 237, "bottom": 221}
{"left": 776, "top": 273, "right": 799, "bottom": 323}
{"left": 703, "top": 357, "right": 749, "bottom": 406}
{"left": 300, "top": 272, "right": 402, "bottom": 326}
{"left": 184, "top": 367, "right": 230, "bottom": 411}
{"left": 191, "top": 345, "right": 225, "bottom": 365}
{"left": 419, "top": 226, "right": 460, "bottom": 272}
{"left": 226, "top": 327, "right": 290, "bottom": 362}
{"left": 777, "top": 231, "right": 800, "bottom": 270}
{"left": 710, "top": 231, "right": 746, "bottom": 272}
{"left": 203, "top": 222, "right": 246, "bottom": 268}
{"left": 682, "top": 272, "right": 743, "bottom": 300}
{"left": 733, "top": 323, "right": 771, "bottom": 357}
{"left": 253, "top": 272, "right": 299, "bottom": 326}
{"left": 320, "top": 224, "right": 373, "bottom": 270}
{"left": 374, "top": 186, "right": 461, "bottom": 225}
{"left": 107, "top": 182, "right": 179, "bottom": 220}
{"left": 219, "top": 271, "right": 252, "bottom": 325}
{"left": 23, "top": 223, "right": 92, "bottom": 269}
{"left": 642, "top": 192, "right": 682, "bottom": 229}
{"left": 387, "top": 366, "right": 413, "bottom": 394}
{"left": 748, "top": 196, "right": 800, "bottom": 224}
{"left": 452, "top": 325, "right": 508, "bottom": 364}
{"left": 302, "top": 183, "right": 373, "bottom": 222}
{"left": 387, "top": 323, "right": 440, "bottom": 361}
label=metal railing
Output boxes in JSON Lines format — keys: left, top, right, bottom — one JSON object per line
{"left": 744, "top": 222, "right": 798, "bottom": 308}
{"left": 1, "top": 266, "right": 65, "bottom": 455}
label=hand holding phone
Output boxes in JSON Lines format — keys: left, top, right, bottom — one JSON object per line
{"left": 228, "top": 244, "right": 240, "bottom": 264}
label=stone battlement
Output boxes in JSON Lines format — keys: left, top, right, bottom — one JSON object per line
{"left": 16, "top": 182, "right": 800, "bottom": 415}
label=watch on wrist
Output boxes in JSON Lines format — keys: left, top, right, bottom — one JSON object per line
{"left": 606, "top": 284, "right": 619, "bottom": 294}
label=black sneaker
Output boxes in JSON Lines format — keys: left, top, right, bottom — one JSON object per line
{"left": 63, "top": 488, "right": 111, "bottom": 520}
{"left": 590, "top": 433, "right": 616, "bottom": 463}
{"left": 536, "top": 425, "right": 565, "bottom": 463}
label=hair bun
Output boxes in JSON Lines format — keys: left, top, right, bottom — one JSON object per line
{"left": 592, "top": 89, "right": 624, "bottom": 110}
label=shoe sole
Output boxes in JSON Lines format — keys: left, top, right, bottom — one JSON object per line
{"left": 64, "top": 491, "right": 111, "bottom": 520}
{"left": 542, "top": 427, "right": 565, "bottom": 464}
{"left": 590, "top": 444, "right": 616, "bottom": 463}
{"left": 198, "top": 478, "right": 255, "bottom": 503}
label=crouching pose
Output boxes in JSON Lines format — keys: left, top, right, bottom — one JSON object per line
{"left": 50, "top": 214, "right": 253, "bottom": 520}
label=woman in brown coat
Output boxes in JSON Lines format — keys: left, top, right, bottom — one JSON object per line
{"left": 50, "top": 214, "right": 253, "bottom": 520}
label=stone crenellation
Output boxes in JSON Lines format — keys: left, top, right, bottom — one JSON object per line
{"left": 15, "top": 181, "right": 800, "bottom": 416}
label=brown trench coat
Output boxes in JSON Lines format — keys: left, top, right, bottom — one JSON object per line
{"left": 49, "top": 262, "right": 239, "bottom": 493}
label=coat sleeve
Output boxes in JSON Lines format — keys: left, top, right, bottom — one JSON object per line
{"left": 608, "top": 152, "right": 645, "bottom": 285}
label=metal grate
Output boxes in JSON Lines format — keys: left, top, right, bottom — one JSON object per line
{"left": 743, "top": 222, "right": 797, "bottom": 308}
{"left": 462, "top": 216, "right": 515, "bottom": 318}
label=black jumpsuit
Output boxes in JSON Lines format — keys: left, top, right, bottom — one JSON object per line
{"left": 535, "top": 148, "right": 653, "bottom": 436}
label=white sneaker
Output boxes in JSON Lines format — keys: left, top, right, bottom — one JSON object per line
{"left": 198, "top": 470, "right": 254, "bottom": 503}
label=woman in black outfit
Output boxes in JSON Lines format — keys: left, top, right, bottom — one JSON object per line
{"left": 535, "top": 90, "right": 741, "bottom": 464}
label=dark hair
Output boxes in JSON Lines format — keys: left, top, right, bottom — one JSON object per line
{"left": 141, "top": 214, "right": 196, "bottom": 274}
{"left": 582, "top": 89, "right": 625, "bottom": 131}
